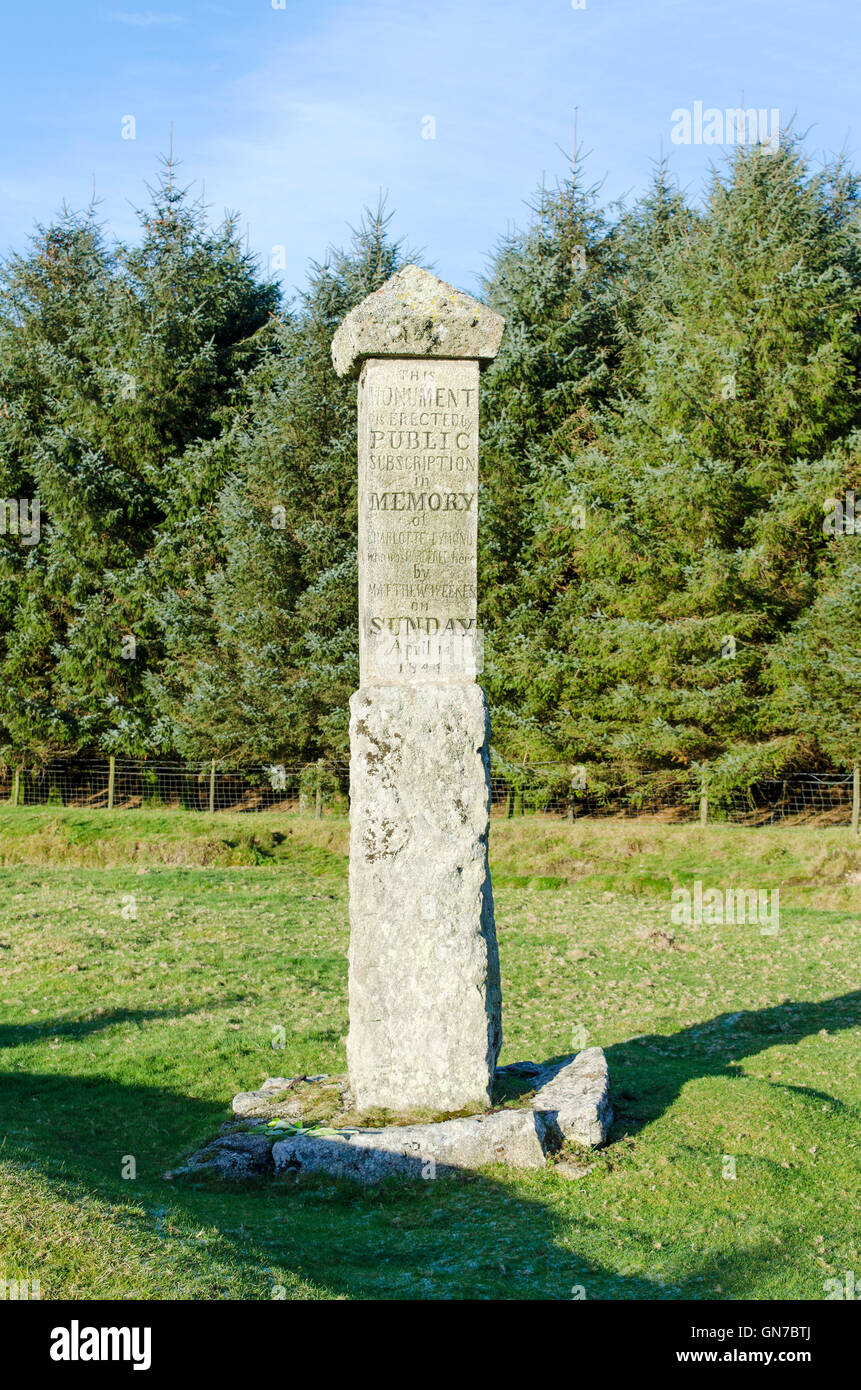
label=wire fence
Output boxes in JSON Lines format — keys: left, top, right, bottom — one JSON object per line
{"left": 0, "top": 759, "right": 857, "bottom": 827}
{"left": 717, "top": 774, "right": 857, "bottom": 826}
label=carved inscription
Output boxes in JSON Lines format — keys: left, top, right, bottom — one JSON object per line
{"left": 358, "top": 358, "right": 480, "bottom": 682}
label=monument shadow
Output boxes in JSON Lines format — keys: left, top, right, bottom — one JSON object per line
{"left": 1, "top": 991, "right": 857, "bottom": 1299}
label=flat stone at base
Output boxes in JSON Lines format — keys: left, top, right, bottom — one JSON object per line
{"left": 232, "top": 1075, "right": 349, "bottom": 1121}
{"left": 272, "top": 1108, "right": 545, "bottom": 1183}
{"left": 554, "top": 1160, "right": 595, "bottom": 1180}
{"left": 181, "top": 1134, "right": 274, "bottom": 1179}
{"left": 530, "top": 1047, "right": 613, "bottom": 1149}
{"left": 232, "top": 1077, "right": 301, "bottom": 1119}
{"left": 202, "top": 1049, "right": 612, "bottom": 1186}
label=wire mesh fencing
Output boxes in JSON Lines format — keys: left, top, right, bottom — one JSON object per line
{"left": 505, "top": 770, "right": 860, "bottom": 826}
{"left": 716, "top": 773, "right": 856, "bottom": 826}
{"left": 0, "top": 760, "right": 349, "bottom": 815}
{"left": 0, "top": 759, "right": 857, "bottom": 827}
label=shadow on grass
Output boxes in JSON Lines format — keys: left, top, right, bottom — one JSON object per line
{"left": 0, "top": 1002, "right": 246, "bottom": 1050}
{"left": 603, "top": 991, "right": 861, "bottom": 1139}
{"left": 0, "top": 1067, "right": 667, "bottom": 1300}
{"left": 0, "top": 992, "right": 857, "bottom": 1300}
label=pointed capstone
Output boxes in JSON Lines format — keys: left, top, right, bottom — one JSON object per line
{"left": 331, "top": 264, "right": 505, "bottom": 378}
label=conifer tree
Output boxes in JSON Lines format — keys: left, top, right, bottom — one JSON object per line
{"left": 768, "top": 439, "right": 861, "bottom": 770}
{"left": 479, "top": 140, "right": 861, "bottom": 782}
{"left": 0, "top": 160, "right": 278, "bottom": 758}
{"left": 150, "top": 202, "right": 414, "bottom": 762}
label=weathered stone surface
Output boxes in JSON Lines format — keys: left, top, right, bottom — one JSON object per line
{"left": 272, "top": 1107, "right": 545, "bottom": 1183}
{"left": 189, "top": 1052, "right": 611, "bottom": 1184}
{"left": 348, "top": 682, "right": 501, "bottom": 1114}
{"left": 232, "top": 1077, "right": 301, "bottom": 1120}
{"left": 530, "top": 1047, "right": 612, "bottom": 1149}
{"left": 183, "top": 1133, "right": 274, "bottom": 1179}
{"left": 334, "top": 265, "right": 505, "bottom": 1119}
{"left": 331, "top": 265, "right": 504, "bottom": 379}
{"left": 357, "top": 356, "right": 480, "bottom": 685}
{"left": 232, "top": 1074, "right": 350, "bottom": 1121}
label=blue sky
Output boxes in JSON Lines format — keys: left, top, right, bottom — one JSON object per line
{"left": 1, "top": 0, "right": 857, "bottom": 299}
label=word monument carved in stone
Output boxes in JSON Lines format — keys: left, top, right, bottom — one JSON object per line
{"left": 332, "top": 264, "right": 505, "bottom": 1114}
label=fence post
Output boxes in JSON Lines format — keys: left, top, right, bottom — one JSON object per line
{"left": 852, "top": 762, "right": 860, "bottom": 837}
{"left": 11, "top": 768, "right": 20, "bottom": 807}
{"left": 315, "top": 758, "right": 324, "bottom": 819}
{"left": 699, "top": 770, "right": 708, "bottom": 827}
{"left": 208, "top": 759, "right": 216, "bottom": 814}
{"left": 107, "top": 755, "right": 115, "bottom": 811}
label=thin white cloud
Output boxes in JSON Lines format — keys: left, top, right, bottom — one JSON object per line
{"left": 106, "top": 10, "right": 184, "bottom": 26}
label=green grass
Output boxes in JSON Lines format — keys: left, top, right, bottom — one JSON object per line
{"left": 0, "top": 808, "right": 858, "bottom": 1300}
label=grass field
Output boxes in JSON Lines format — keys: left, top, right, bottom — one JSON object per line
{"left": 0, "top": 808, "right": 858, "bottom": 1300}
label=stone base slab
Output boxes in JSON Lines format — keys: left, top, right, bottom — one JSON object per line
{"left": 531, "top": 1047, "right": 614, "bottom": 1149}
{"left": 273, "top": 1107, "right": 545, "bottom": 1181}
{"left": 174, "top": 1050, "right": 612, "bottom": 1185}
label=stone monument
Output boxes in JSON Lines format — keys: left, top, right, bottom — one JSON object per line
{"left": 331, "top": 265, "right": 505, "bottom": 1115}
{"left": 200, "top": 265, "right": 613, "bottom": 1185}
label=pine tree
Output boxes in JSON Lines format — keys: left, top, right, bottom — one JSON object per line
{"left": 0, "top": 161, "right": 278, "bottom": 759}
{"left": 150, "top": 201, "right": 414, "bottom": 762}
{"left": 479, "top": 140, "right": 861, "bottom": 784}
{"left": 768, "top": 437, "right": 861, "bottom": 770}
{"left": 479, "top": 169, "right": 621, "bottom": 621}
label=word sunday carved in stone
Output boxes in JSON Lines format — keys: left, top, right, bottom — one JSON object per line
{"left": 359, "top": 357, "right": 480, "bottom": 682}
